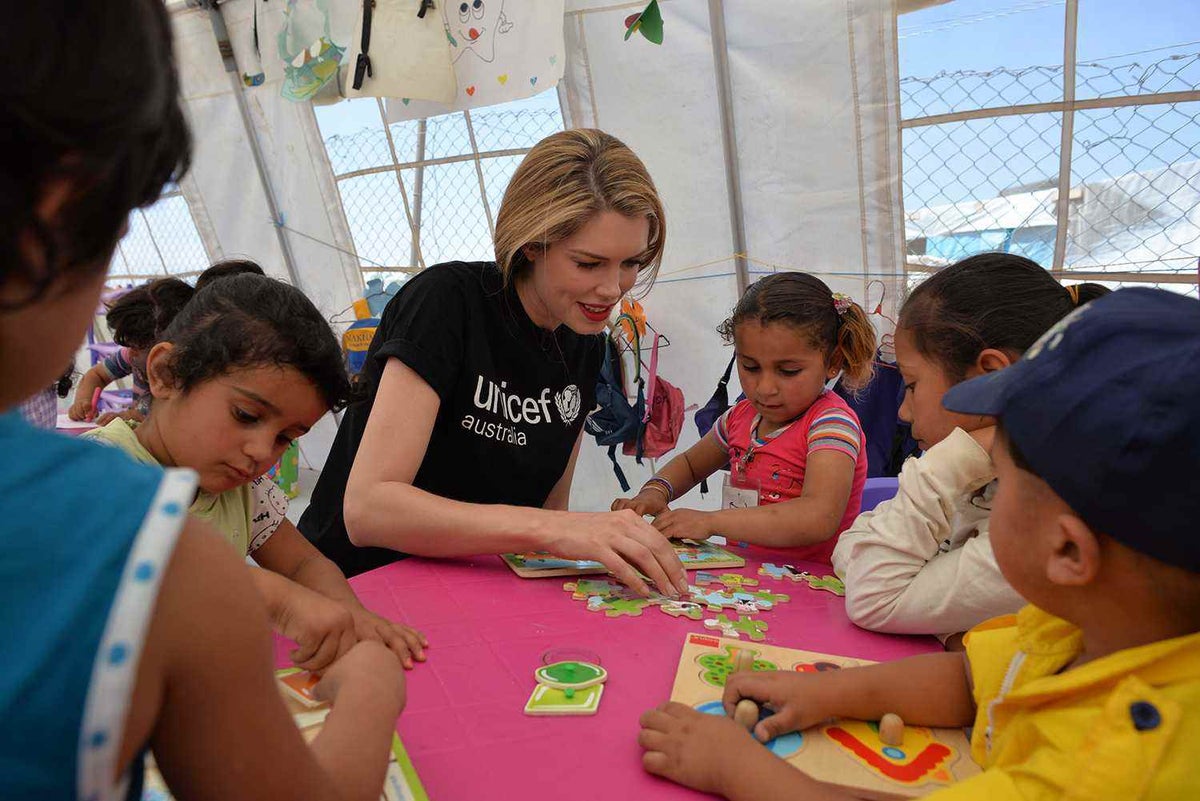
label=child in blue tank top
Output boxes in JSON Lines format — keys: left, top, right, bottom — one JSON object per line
{"left": 0, "top": 4, "right": 405, "bottom": 800}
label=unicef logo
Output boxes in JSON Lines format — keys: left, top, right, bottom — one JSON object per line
{"left": 555, "top": 384, "right": 581, "bottom": 424}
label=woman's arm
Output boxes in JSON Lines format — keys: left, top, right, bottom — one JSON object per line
{"left": 652, "top": 450, "right": 855, "bottom": 547}
{"left": 343, "top": 358, "right": 688, "bottom": 597}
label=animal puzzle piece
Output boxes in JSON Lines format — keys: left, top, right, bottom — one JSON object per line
{"left": 586, "top": 595, "right": 654, "bottom": 617}
{"left": 757, "top": 564, "right": 845, "bottom": 595}
{"left": 704, "top": 613, "right": 768, "bottom": 641}
{"left": 696, "top": 645, "right": 777, "bottom": 687}
{"left": 823, "top": 720, "right": 958, "bottom": 786}
{"left": 758, "top": 562, "right": 807, "bottom": 581}
{"left": 689, "top": 586, "right": 770, "bottom": 613}
{"left": 747, "top": 588, "right": 791, "bottom": 606}
{"left": 695, "top": 571, "right": 759, "bottom": 591}
{"left": 563, "top": 578, "right": 630, "bottom": 600}
{"left": 800, "top": 573, "right": 845, "bottom": 596}
{"left": 659, "top": 600, "right": 705, "bottom": 620}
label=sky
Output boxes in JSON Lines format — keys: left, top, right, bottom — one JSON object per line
{"left": 898, "top": 0, "right": 1200, "bottom": 208}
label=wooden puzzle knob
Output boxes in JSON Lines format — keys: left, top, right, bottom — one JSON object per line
{"left": 879, "top": 713, "right": 905, "bottom": 746}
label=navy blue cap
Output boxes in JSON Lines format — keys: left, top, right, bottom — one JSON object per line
{"left": 943, "top": 288, "right": 1200, "bottom": 573}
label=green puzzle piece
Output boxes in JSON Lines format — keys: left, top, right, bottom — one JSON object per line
{"left": 803, "top": 575, "right": 845, "bottom": 596}
{"left": 586, "top": 596, "right": 653, "bottom": 617}
{"left": 749, "top": 588, "right": 791, "bottom": 606}
{"left": 707, "top": 613, "right": 769, "bottom": 641}
{"left": 696, "top": 645, "right": 777, "bottom": 687}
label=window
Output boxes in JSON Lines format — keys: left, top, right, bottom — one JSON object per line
{"left": 314, "top": 90, "right": 565, "bottom": 293}
{"left": 108, "top": 184, "right": 213, "bottom": 285}
{"left": 900, "top": 0, "right": 1200, "bottom": 297}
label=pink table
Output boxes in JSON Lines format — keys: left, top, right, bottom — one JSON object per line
{"left": 274, "top": 548, "right": 939, "bottom": 800}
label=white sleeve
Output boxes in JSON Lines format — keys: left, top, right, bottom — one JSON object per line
{"left": 248, "top": 476, "right": 289, "bottom": 553}
{"left": 831, "top": 428, "right": 1022, "bottom": 636}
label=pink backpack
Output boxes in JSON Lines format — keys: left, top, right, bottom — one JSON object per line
{"left": 624, "top": 333, "right": 685, "bottom": 460}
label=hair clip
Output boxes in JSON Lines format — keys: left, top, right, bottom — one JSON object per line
{"left": 832, "top": 293, "right": 853, "bottom": 316}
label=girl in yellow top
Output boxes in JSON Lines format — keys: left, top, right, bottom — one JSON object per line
{"left": 88, "top": 273, "right": 426, "bottom": 671}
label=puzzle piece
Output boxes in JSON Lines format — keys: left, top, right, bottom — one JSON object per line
{"left": 585, "top": 595, "right": 654, "bottom": 617}
{"left": 824, "top": 720, "right": 958, "bottom": 785}
{"left": 757, "top": 565, "right": 844, "bottom": 595}
{"left": 563, "top": 578, "right": 629, "bottom": 600}
{"left": 696, "top": 644, "right": 778, "bottom": 687}
{"left": 704, "top": 613, "right": 768, "bottom": 641}
{"left": 695, "top": 571, "right": 760, "bottom": 590}
{"left": 748, "top": 588, "right": 791, "bottom": 606}
{"left": 759, "top": 562, "right": 807, "bottom": 581}
{"left": 659, "top": 600, "right": 705, "bottom": 620}
{"left": 799, "top": 573, "right": 845, "bottom": 596}
{"left": 688, "top": 585, "right": 747, "bottom": 612}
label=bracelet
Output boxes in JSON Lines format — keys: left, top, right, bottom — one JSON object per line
{"left": 641, "top": 476, "right": 675, "bottom": 502}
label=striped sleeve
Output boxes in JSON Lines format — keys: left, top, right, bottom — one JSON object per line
{"left": 807, "top": 408, "right": 862, "bottom": 462}
{"left": 101, "top": 347, "right": 134, "bottom": 381}
{"left": 712, "top": 407, "right": 734, "bottom": 450}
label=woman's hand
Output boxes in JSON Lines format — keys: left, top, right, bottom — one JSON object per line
{"left": 545, "top": 509, "right": 689, "bottom": 597}
{"left": 610, "top": 488, "right": 670, "bottom": 517}
{"left": 651, "top": 508, "right": 718, "bottom": 541}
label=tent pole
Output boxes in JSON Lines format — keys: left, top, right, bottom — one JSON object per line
{"left": 707, "top": 0, "right": 750, "bottom": 295}
{"left": 206, "top": 6, "right": 305, "bottom": 290}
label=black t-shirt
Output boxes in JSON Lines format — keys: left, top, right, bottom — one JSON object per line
{"left": 299, "top": 262, "right": 604, "bottom": 576}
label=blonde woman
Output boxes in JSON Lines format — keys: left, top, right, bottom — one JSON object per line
{"left": 301, "top": 130, "right": 688, "bottom": 597}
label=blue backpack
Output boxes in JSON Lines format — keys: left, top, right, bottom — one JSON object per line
{"left": 583, "top": 325, "right": 644, "bottom": 491}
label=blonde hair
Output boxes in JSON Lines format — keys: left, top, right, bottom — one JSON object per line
{"left": 493, "top": 129, "right": 666, "bottom": 291}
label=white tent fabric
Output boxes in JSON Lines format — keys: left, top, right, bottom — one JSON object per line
{"left": 164, "top": 0, "right": 904, "bottom": 511}
{"left": 560, "top": 0, "right": 904, "bottom": 511}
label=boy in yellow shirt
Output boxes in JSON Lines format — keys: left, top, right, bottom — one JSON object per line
{"left": 638, "top": 287, "right": 1200, "bottom": 800}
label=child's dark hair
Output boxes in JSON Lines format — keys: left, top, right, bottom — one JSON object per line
{"left": 0, "top": 1, "right": 190, "bottom": 308}
{"left": 900, "top": 253, "right": 1110, "bottom": 381}
{"left": 194, "top": 259, "right": 265, "bottom": 291}
{"left": 156, "top": 274, "right": 351, "bottom": 411}
{"left": 106, "top": 278, "right": 195, "bottom": 351}
{"left": 717, "top": 272, "right": 877, "bottom": 390}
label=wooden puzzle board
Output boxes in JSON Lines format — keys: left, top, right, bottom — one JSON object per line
{"left": 500, "top": 538, "right": 744, "bottom": 578}
{"left": 139, "top": 670, "right": 427, "bottom": 801}
{"left": 669, "top": 633, "right": 980, "bottom": 800}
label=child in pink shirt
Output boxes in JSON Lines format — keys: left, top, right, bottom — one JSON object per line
{"left": 613, "top": 273, "right": 875, "bottom": 564}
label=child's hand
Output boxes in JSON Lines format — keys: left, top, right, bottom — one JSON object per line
{"left": 610, "top": 490, "right": 669, "bottom": 517}
{"left": 348, "top": 604, "right": 428, "bottom": 670}
{"left": 313, "top": 640, "right": 406, "bottom": 712}
{"left": 68, "top": 396, "right": 93, "bottom": 421}
{"left": 278, "top": 586, "right": 358, "bottom": 672}
{"left": 638, "top": 701, "right": 759, "bottom": 795}
{"left": 722, "top": 670, "right": 836, "bottom": 741}
{"left": 651, "top": 509, "right": 716, "bottom": 541}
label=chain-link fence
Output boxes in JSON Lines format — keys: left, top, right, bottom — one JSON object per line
{"left": 902, "top": 53, "right": 1200, "bottom": 298}
{"left": 319, "top": 95, "right": 564, "bottom": 291}
{"left": 107, "top": 186, "right": 213, "bottom": 286}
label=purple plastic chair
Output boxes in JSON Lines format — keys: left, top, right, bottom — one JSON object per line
{"left": 860, "top": 476, "right": 900, "bottom": 513}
